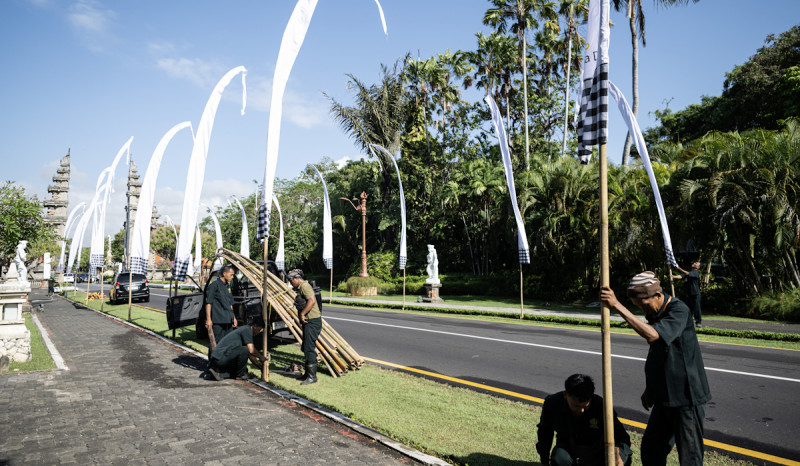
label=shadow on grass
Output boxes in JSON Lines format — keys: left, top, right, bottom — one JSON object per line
{"left": 451, "top": 453, "right": 538, "bottom": 466}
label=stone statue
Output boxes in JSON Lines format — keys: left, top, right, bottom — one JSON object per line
{"left": 425, "top": 244, "right": 440, "bottom": 285}
{"left": 12, "top": 241, "right": 29, "bottom": 284}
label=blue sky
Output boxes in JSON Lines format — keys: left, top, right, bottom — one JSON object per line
{"left": 1, "top": 0, "right": 798, "bottom": 243}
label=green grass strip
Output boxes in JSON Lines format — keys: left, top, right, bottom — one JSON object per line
{"left": 8, "top": 313, "right": 57, "bottom": 373}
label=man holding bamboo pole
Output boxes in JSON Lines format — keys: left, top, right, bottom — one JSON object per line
{"left": 208, "top": 317, "right": 269, "bottom": 381}
{"left": 600, "top": 272, "right": 711, "bottom": 465}
{"left": 287, "top": 269, "right": 321, "bottom": 385}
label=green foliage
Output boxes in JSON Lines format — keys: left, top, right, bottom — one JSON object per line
{"left": 345, "top": 276, "right": 380, "bottom": 295}
{"left": 646, "top": 25, "right": 800, "bottom": 144}
{"left": 749, "top": 288, "right": 800, "bottom": 322}
{"left": 0, "top": 181, "right": 54, "bottom": 262}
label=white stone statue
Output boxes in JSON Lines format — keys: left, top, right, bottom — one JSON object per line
{"left": 12, "top": 241, "right": 29, "bottom": 284}
{"left": 425, "top": 244, "right": 440, "bottom": 285}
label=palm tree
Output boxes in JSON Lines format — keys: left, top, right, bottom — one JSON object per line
{"left": 325, "top": 58, "right": 409, "bottom": 211}
{"left": 484, "top": 0, "right": 539, "bottom": 170}
{"left": 404, "top": 55, "right": 439, "bottom": 157}
{"left": 613, "top": 0, "right": 699, "bottom": 166}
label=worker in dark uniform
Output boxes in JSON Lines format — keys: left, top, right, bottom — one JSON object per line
{"left": 537, "top": 374, "right": 632, "bottom": 466}
{"left": 601, "top": 271, "right": 711, "bottom": 465}
{"left": 204, "top": 265, "right": 237, "bottom": 346}
{"left": 208, "top": 317, "right": 269, "bottom": 381}
{"left": 287, "top": 269, "right": 321, "bottom": 385}
{"left": 672, "top": 262, "right": 703, "bottom": 327}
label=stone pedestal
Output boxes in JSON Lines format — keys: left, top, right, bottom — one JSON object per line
{"left": 0, "top": 264, "right": 32, "bottom": 362}
{"left": 422, "top": 283, "right": 443, "bottom": 303}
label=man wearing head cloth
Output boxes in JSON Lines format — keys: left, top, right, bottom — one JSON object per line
{"left": 287, "top": 269, "right": 321, "bottom": 385}
{"left": 600, "top": 272, "right": 710, "bottom": 465}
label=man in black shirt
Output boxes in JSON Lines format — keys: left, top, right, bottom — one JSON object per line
{"left": 208, "top": 317, "right": 269, "bottom": 381}
{"left": 537, "top": 374, "right": 631, "bottom": 466}
{"left": 601, "top": 271, "right": 711, "bottom": 465}
{"left": 672, "top": 262, "right": 703, "bottom": 327}
{"left": 204, "top": 265, "right": 237, "bottom": 346}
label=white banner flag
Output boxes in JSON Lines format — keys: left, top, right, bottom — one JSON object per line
{"left": 57, "top": 202, "right": 87, "bottom": 273}
{"left": 485, "top": 95, "right": 530, "bottom": 264}
{"left": 174, "top": 66, "right": 247, "bottom": 280}
{"left": 130, "top": 121, "right": 193, "bottom": 275}
{"left": 577, "top": 0, "right": 610, "bottom": 164}
{"left": 369, "top": 144, "right": 407, "bottom": 269}
{"left": 201, "top": 203, "right": 224, "bottom": 271}
{"left": 272, "top": 195, "right": 286, "bottom": 270}
{"left": 308, "top": 164, "right": 332, "bottom": 269}
{"left": 90, "top": 137, "right": 133, "bottom": 271}
{"left": 608, "top": 81, "right": 679, "bottom": 267}
{"left": 229, "top": 196, "right": 250, "bottom": 258}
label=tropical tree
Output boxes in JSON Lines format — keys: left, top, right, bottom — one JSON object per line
{"left": 0, "top": 181, "right": 54, "bottom": 265}
{"left": 326, "top": 57, "right": 409, "bottom": 211}
{"left": 612, "top": 0, "right": 699, "bottom": 166}
{"left": 484, "top": 0, "right": 539, "bottom": 170}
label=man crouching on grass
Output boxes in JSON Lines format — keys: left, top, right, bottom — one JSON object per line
{"left": 600, "top": 271, "right": 711, "bottom": 466}
{"left": 208, "top": 317, "right": 269, "bottom": 381}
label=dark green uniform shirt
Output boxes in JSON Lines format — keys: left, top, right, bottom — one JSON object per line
{"left": 682, "top": 269, "right": 701, "bottom": 296}
{"left": 536, "top": 392, "right": 632, "bottom": 466}
{"left": 645, "top": 295, "right": 711, "bottom": 407}
{"left": 298, "top": 281, "right": 320, "bottom": 319}
{"left": 206, "top": 277, "right": 235, "bottom": 324}
{"left": 210, "top": 325, "right": 253, "bottom": 365}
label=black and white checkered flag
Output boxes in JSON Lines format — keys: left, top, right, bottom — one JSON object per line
{"left": 174, "top": 258, "right": 190, "bottom": 282}
{"left": 129, "top": 256, "right": 149, "bottom": 276}
{"left": 256, "top": 201, "right": 270, "bottom": 243}
{"left": 577, "top": 62, "right": 609, "bottom": 164}
{"left": 89, "top": 254, "right": 104, "bottom": 272}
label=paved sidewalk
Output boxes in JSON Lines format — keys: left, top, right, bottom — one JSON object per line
{"left": 0, "top": 290, "right": 417, "bottom": 465}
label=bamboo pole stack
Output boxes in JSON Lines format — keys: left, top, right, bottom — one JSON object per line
{"left": 216, "top": 248, "right": 364, "bottom": 378}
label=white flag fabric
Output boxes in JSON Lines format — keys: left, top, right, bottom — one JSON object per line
{"left": 369, "top": 144, "right": 407, "bottom": 269}
{"left": 174, "top": 66, "right": 247, "bottom": 281}
{"left": 67, "top": 197, "right": 100, "bottom": 274}
{"left": 257, "top": 0, "right": 319, "bottom": 243}
{"left": 308, "top": 165, "right": 333, "bottom": 269}
{"left": 90, "top": 137, "right": 133, "bottom": 271}
{"left": 608, "top": 81, "right": 679, "bottom": 267}
{"left": 162, "top": 215, "right": 178, "bottom": 243}
{"left": 229, "top": 196, "right": 250, "bottom": 258}
{"left": 577, "top": 0, "right": 610, "bottom": 164}
{"left": 58, "top": 202, "right": 87, "bottom": 273}
{"left": 201, "top": 203, "right": 224, "bottom": 271}
{"left": 130, "top": 121, "right": 193, "bottom": 275}
{"left": 485, "top": 95, "right": 531, "bottom": 264}
{"left": 191, "top": 227, "right": 203, "bottom": 276}
{"left": 273, "top": 195, "right": 286, "bottom": 270}
{"left": 373, "top": 0, "right": 388, "bottom": 37}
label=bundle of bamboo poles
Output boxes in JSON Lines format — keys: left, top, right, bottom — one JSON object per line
{"left": 216, "top": 248, "right": 363, "bottom": 378}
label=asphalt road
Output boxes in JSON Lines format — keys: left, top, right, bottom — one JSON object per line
{"left": 84, "top": 283, "right": 800, "bottom": 463}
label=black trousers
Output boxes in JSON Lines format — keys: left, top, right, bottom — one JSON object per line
{"left": 302, "top": 317, "right": 322, "bottom": 364}
{"left": 641, "top": 403, "right": 706, "bottom": 466}
{"left": 687, "top": 294, "right": 702, "bottom": 324}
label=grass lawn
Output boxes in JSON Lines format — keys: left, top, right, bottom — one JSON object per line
{"left": 66, "top": 291, "right": 759, "bottom": 465}
{"left": 7, "top": 313, "right": 57, "bottom": 373}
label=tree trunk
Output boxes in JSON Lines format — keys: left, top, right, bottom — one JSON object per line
{"left": 621, "top": 4, "right": 639, "bottom": 166}
{"left": 562, "top": 22, "right": 573, "bottom": 158}
{"left": 521, "top": 31, "right": 530, "bottom": 171}
{"left": 785, "top": 249, "right": 800, "bottom": 287}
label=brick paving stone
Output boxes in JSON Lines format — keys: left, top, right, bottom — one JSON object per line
{"left": 0, "top": 290, "right": 416, "bottom": 465}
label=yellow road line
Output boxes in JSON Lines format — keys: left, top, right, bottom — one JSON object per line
{"left": 364, "top": 356, "right": 800, "bottom": 466}
{"left": 134, "top": 304, "right": 165, "bottom": 314}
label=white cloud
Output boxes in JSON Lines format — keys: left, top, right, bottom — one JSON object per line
{"left": 335, "top": 156, "right": 350, "bottom": 168}
{"left": 156, "top": 57, "right": 225, "bottom": 89}
{"left": 67, "top": 0, "right": 117, "bottom": 52}
{"left": 239, "top": 74, "right": 331, "bottom": 129}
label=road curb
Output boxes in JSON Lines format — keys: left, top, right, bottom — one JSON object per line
{"left": 57, "top": 294, "right": 448, "bottom": 466}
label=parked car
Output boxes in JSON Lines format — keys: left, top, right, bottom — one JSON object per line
{"left": 110, "top": 272, "right": 150, "bottom": 304}
{"left": 77, "top": 273, "right": 89, "bottom": 283}
{"left": 63, "top": 273, "right": 75, "bottom": 283}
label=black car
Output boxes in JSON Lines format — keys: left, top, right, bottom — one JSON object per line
{"left": 77, "top": 273, "right": 89, "bottom": 283}
{"left": 110, "top": 272, "right": 150, "bottom": 304}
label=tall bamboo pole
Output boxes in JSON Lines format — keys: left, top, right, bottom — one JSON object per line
{"left": 127, "top": 266, "right": 132, "bottom": 322}
{"left": 519, "top": 264, "right": 524, "bottom": 319}
{"left": 668, "top": 266, "right": 676, "bottom": 297}
{"left": 99, "top": 266, "right": 105, "bottom": 311}
{"left": 402, "top": 269, "right": 406, "bottom": 311}
{"left": 261, "top": 236, "right": 270, "bottom": 382}
{"left": 329, "top": 267, "right": 333, "bottom": 304}
{"left": 599, "top": 144, "right": 615, "bottom": 466}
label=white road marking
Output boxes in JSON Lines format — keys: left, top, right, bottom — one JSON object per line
{"left": 325, "top": 316, "right": 800, "bottom": 383}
